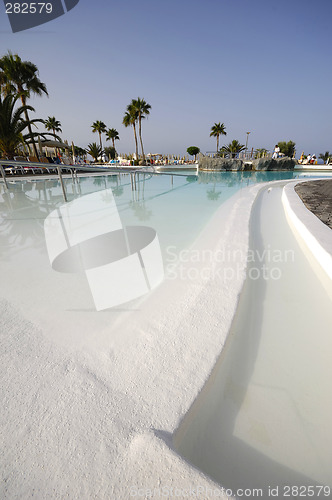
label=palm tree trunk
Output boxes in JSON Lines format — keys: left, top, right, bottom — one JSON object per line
{"left": 217, "top": 135, "right": 219, "bottom": 153}
{"left": 21, "top": 96, "right": 39, "bottom": 159}
{"left": 133, "top": 122, "right": 139, "bottom": 161}
{"left": 19, "top": 90, "right": 39, "bottom": 159}
{"left": 138, "top": 117, "right": 145, "bottom": 163}
{"left": 112, "top": 138, "right": 115, "bottom": 149}
{"left": 99, "top": 132, "right": 103, "bottom": 157}
{"left": 53, "top": 127, "right": 58, "bottom": 157}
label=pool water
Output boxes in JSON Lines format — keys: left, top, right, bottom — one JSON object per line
{"left": 0, "top": 171, "right": 328, "bottom": 330}
{"left": 0, "top": 169, "right": 303, "bottom": 257}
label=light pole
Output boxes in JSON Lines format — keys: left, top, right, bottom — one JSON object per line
{"left": 245, "top": 131, "right": 251, "bottom": 159}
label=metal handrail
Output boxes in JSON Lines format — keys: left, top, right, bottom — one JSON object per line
{"left": 0, "top": 159, "right": 198, "bottom": 202}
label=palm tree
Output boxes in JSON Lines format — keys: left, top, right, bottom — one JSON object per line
{"left": 104, "top": 146, "right": 117, "bottom": 161}
{"left": 0, "top": 94, "right": 41, "bottom": 159}
{"left": 85, "top": 142, "right": 103, "bottom": 162}
{"left": 210, "top": 122, "right": 227, "bottom": 153}
{"left": 0, "top": 52, "right": 48, "bottom": 159}
{"left": 219, "top": 139, "right": 246, "bottom": 158}
{"left": 43, "top": 116, "right": 62, "bottom": 138}
{"left": 91, "top": 120, "right": 107, "bottom": 152}
{"left": 256, "top": 148, "right": 268, "bottom": 158}
{"left": 123, "top": 107, "right": 139, "bottom": 161}
{"left": 277, "top": 141, "right": 296, "bottom": 158}
{"left": 319, "top": 151, "right": 331, "bottom": 163}
{"left": 43, "top": 116, "right": 62, "bottom": 155}
{"left": 105, "top": 128, "right": 120, "bottom": 149}
{"left": 74, "top": 146, "right": 86, "bottom": 158}
{"left": 130, "top": 97, "right": 151, "bottom": 163}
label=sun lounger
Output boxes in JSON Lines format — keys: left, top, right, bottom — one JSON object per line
{"left": 5, "top": 157, "right": 31, "bottom": 175}
{"left": 38, "top": 157, "right": 58, "bottom": 174}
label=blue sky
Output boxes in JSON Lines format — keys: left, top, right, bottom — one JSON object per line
{"left": 0, "top": 0, "right": 331, "bottom": 157}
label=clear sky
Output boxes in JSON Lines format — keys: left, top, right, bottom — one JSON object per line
{"left": 0, "top": 0, "right": 331, "bottom": 157}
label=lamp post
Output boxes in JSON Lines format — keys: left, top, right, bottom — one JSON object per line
{"left": 245, "top": 131, "right": 251, "bottom": 159}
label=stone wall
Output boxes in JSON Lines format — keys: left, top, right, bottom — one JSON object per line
{"left": 198, "top": 154, "right": 296, "bottom": 171}
{"left": 251, "top": 157, "right": 297, "bottom": 170}
{"left": 198, "top": 155, "right": 248, "bottom": 171}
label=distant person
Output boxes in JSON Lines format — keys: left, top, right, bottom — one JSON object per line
{"left": 311, "top": 154, "right": 316, "bottom": 164}
{"left": 272, "top": 145, "right": 280, "bottom": 159}
{"left": 306, "top": 154, "right": 312, "bottom": 164}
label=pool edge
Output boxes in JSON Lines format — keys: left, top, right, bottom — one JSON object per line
{"left": 282, "top": 181, "right": 332, "bottom": 281}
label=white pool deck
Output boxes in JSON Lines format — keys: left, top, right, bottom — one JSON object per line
{"left": 0, "top": 178, "right": 331, "bottom": 499}
{"left": 174, "top": 181, "right": 332, "bottom": 496}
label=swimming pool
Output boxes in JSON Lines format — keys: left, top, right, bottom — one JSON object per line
{"left": 0, "top": 169, "right": 328, "bottom": 343}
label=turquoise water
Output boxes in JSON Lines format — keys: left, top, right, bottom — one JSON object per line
{"left": 0, "top": 170, "right": 306, "bottom": 263}
{"left": 1, "top": 170, "right": 330, "bottom": 272}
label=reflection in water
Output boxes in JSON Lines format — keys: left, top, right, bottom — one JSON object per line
{"left": 206, "top": 184, "right": 222, "bottom": 201}
{"left": 112, "top": 185, "right": 124, "bottom": 197}
{"left": 186, "top": 176, "right": 197, "bottom": 183}
{"left": 197, "top": 170, "right": 295, "bottom": 186}
{"left": 93, "top": 176, "right": 108, "bottom": 189}
{"left": 0, "top": 169, "right": 320, "bottom": 270}
{"left": 130, "top": 200, "right": 153, "bottom": 221}
{"left": 0, "top": 170, "right": 317, "bottom": 264}
{"left": 0, "top": 186, "right": 50, "bottom": 258}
